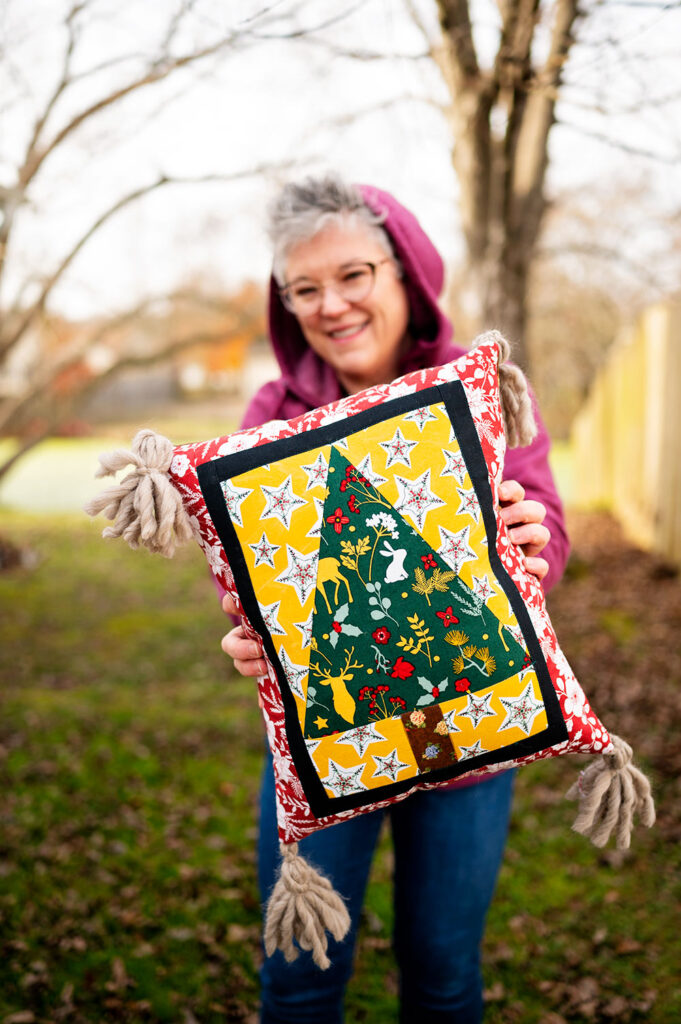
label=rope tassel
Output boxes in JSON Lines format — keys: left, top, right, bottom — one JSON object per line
{"left": 264, "top": 842, "right": 351, "bottom": 970}
{"left": 566, "top": 734, "right": 656, "bottom": 849}
{"left": 83, "top": 429, "right": 193, "bottom": 557}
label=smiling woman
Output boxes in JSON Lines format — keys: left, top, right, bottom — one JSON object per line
{"left": 215, "top": 173, "right": 572, "bottom": 1023}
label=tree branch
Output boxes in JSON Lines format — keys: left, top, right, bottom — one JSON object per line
{"left": 511, "top": 0, "right": 580, "bottom": 224}
{"left": 0, "top": 161, "right": 294, "bottom": 362}
{"left": 557, "top": 116, "right": 680, "bottom": 162}
{"left": 0, "top": 309, "right": 262, "bottom": 481}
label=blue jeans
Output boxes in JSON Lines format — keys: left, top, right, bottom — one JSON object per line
{"left": 258, "top": 754, "right": 515, "bottom": 1024}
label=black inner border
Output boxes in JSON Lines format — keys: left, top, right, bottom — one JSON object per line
{"left": 198, "top": 380, "right": 568, "bottom": 818}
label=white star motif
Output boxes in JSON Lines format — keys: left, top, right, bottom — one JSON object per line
{"left": 322, "top": 759, "right": 367, "bottom": 798}
{"left": 354, "top": 453, "right": 387, "bottom": 488}
{"left": 404, "top": 406, "right": 439, "bottom": 432}
{"left": 301, "top": 451, "right": 328, "bottom": 491}
{"left": 379, "top": 427, "right": 418, "bottom": 469}
{"left": 456, "top": 690, "right": 497, "bottom": 728}
{"left": 457, "top": 739, "right": 487, "bottom": 761}
{"left": 441, "top": 709, "right": 462, "bottom": 733}
{"left": 306, "top": 496, "right": 327, "bottom": 539}
{"left": 498, "top": 681, "right": 545, "bottom": 734}
{"left": 437, "top": 524, "right": 477, "bottom": 574}
{"left": 278, "top": 648, "right": 308, "bottom": 701}
{"left": 456, "top": 486, "right": 481, "bottom": 523}
{"left": 372, "top": 749, "right": 411, "bottom": 783}
{"left": 294, "top": 610, "right": 315, "bottom": 648}
{"left": 274, "top": 546, "right": 319, "bottom": 605}
{"left": 248, "top": 531, "right": 280, "bottom": 569}
{"left": 257, "top": 599, "right": 286, "bottom": 637}
{"left": 441, "top": 449, "right": 469, "bottom": 483}
{"left": 334, "top": 722, "right": 383, "bottom": 757}
{"left": 261, "top": 475, "right": 307, "bottom": 528}
{"left": 472, "top": 575, "right": 496, "bottom": 602}
{"left": 394, "top": 469, "right": 446, "bottom": 532}
{"left": 220, "top": 479, "right": 252, "bottom": 528}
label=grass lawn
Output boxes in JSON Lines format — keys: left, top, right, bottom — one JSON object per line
{"left": 0, "top": 513, "right": 679, "bottom": 1023}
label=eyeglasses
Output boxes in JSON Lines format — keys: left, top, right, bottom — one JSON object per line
{"left": 279, "top": 258, "right": 395, "bottom": 317}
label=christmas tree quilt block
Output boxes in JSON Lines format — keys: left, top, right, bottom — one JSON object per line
{"left": 197, "top": 376, "right": 568, "bottom": 821}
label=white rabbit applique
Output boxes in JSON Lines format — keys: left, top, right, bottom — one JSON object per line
{"left": 380, "top": 541, "right": 408, "bottom": 583}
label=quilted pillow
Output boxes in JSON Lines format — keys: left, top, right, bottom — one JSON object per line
{"left": 86, "top": 332, "right": 654, "bottom": 968}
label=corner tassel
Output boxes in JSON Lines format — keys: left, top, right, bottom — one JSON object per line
{"left": 84, "top": 429, "right": 193, "bottom": 557}
{"left": 472, "top": 330, "right": 537, "bottom": 448}
{"left": 264, "top": 842, "right": 351, "bottom": 970}
{"left": 566, "top": 734, "right": 656, "bottom": 849}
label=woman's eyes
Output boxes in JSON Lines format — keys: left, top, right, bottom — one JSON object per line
{"left": 291, "top": 267, "right": 369, "bottom": 297}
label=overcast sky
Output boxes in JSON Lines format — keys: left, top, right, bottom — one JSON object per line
{"left": 2, "top": 0, "right": 680, "bottom": 319}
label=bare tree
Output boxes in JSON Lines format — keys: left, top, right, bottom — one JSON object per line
{"left": 0, "top": 0, "right": 319, "bottom": 480}
{"left": 403, "top": 0, "right": 681, "bottom": 367}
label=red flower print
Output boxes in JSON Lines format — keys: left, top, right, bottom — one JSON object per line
{"left": 390, "top": 656, "right": 415, "bottom": 680}
{"left": 347, "top": 494, "right": 360, "bottom": 514}
{"left": 421, "top": 553, "right": 437, "bottom": 570}
{"left": 327, "top": 507, "right": 350, "bottom": 534}
{"left": 332, "top": 621, "right": 342, "bottom": 633}
{"left": 372, "top": 627, "right": 391, "bottom": 644}
{"left": 455, "top": 677, "right": 471, "bottom": 692}
{"left": 436, "top": 606, "right": 459, "bottom": 627}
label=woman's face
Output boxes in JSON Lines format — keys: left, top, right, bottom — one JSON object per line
{"left": 283, "top": 221, "right": 410, "bottom": 395}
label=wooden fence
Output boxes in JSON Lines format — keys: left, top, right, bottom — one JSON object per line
{"left": 570, "top": 301, "right": 681, "bottom": 567}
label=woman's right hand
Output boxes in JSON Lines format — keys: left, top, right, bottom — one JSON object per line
{"left": 221, "top": 593, "right": 267, "bottom": 677}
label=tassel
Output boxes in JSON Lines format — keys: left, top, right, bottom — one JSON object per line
{"left": 264, "top": 842, "right": 351, "bottom": 970}
{"left": 472, "top": 330, "right": 537, "bottom": 448}
{"left": 84, "top": 429, "right": 193, "bottom": 557}
{"left": 566, "top": 734, "right": 656, "bottom": 849}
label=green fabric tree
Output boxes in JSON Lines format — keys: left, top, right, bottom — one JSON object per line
{"left": 304, "top": 447, "right": 528, "bottom": 738}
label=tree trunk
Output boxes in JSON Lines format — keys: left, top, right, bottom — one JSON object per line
{"left": 435, "top": 0, "right": 581, "bottom": 370}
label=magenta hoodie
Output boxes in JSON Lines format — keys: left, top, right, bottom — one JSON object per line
{"left": 242, "top": 184, "right": 569, "bottom": 592}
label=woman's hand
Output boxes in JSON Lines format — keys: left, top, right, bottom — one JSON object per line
{"left": 221, "top": 593, "right": 267, "bottom": 677}
{"left": 498, "top": 480, "right": 550, "bottom": 582}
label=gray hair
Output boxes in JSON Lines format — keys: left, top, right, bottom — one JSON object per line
{"left": 268, "top": 174, "right": 395, "bottom": 285}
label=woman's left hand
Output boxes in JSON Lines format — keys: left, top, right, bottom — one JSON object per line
{"left": 498, "top": 480, "right": 550, "bottom": 582}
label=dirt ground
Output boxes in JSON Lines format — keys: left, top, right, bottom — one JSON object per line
{"left": 547, "top": 510, "right": 681, "bottom": 840}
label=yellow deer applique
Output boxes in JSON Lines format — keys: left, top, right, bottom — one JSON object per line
{"left": 316, "top": 557, "right": 353, "bottom": 614}
{"left": 309, "top": 647, "right": 363, "bottom": 726}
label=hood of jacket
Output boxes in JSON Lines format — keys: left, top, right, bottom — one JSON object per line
{"left": 266, "top": 184, "right": 455, "bottom": 409}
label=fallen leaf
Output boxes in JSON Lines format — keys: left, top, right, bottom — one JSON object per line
{"left": 615, "top": 938, "right": 643, "bottom": 955}
{"left": 484, "top": 981, "right": 505, "bottom": 1001}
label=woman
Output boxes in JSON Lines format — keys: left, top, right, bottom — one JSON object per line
{"left": 222, "top": 175, "right": 569, "bottom": 1023}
